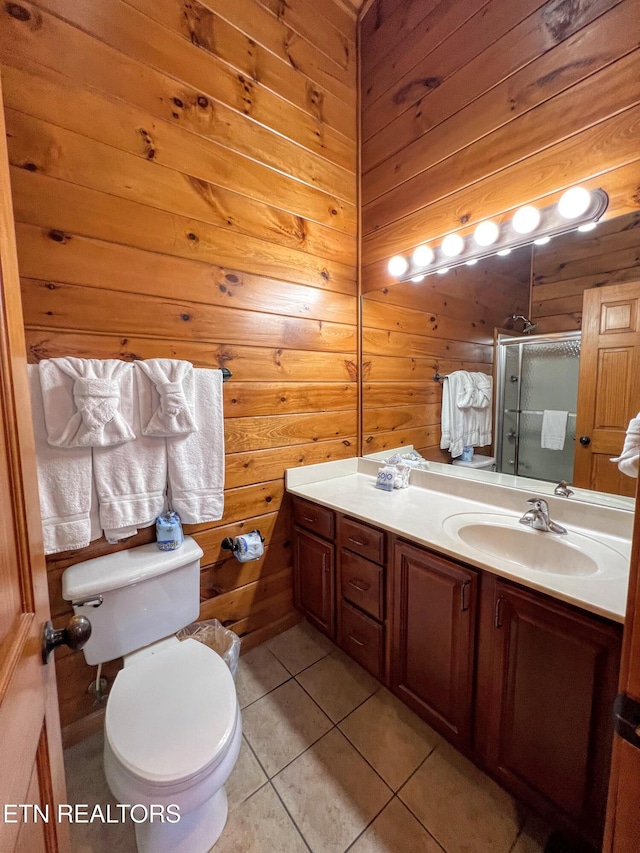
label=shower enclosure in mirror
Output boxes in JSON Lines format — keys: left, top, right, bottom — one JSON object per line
{"left": 495, "top": 332, "right": 581, "bottom": 483}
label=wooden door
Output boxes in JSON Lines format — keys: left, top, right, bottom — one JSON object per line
{"left": 0, "top": 75, "right": 69, "bottom": 852}
{"left": 574, "top": 281, "right": 640, "bottom": 495}
{"left": 293, "top": 527, "right": 335, "bottom": 637}
{"left": 604, "top": 479, "right": 640, "bottom": 853}
{"left": 391, "top": 541, "right": 477, "bottom": 748}
{"left": 486, "top": 581, "right": 621, "bottom": 847}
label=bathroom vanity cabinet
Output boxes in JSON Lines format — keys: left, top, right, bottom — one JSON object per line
{"left": 291, "top": 495, "right": 623, "bottom": 847}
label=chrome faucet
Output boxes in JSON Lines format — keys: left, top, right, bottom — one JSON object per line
{"left": 519, "top": 498, "right": 567, "bottom": 535}
{"left": 554, "top": 480, "right": 574, "bottom": 498}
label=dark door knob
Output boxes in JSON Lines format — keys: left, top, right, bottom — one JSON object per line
{"left": 579, "top": 436, "right": 591, "bottom": 446}
{"left": 42, "top": 615, "right": 92, "bottom": 664}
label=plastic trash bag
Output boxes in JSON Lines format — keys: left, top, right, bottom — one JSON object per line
{"left": 177, "top": 619, "right": 241, "bottom": 680}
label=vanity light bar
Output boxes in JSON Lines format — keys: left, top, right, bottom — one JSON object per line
{"left": 389, "top": 187, "right": 609, "bottom": 282}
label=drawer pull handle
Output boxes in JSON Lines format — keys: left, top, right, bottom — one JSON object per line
{"left": 348, "top": 579, "right": 370, "bottom": 592}
{"left": 348, "top": 537, "right": 366, "bottom": 546}
{"left": 495, "top": 596, "right": 505, "bottom": 629}
{"left": 303, "top": 515, "right": 316, "bottom": 523}
{"left": 349, "top": 633, "right": 367, "bottom": 647}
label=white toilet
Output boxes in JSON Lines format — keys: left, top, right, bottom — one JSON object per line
{"left": 62, "top": 536, "right": 241, "bottom": 853}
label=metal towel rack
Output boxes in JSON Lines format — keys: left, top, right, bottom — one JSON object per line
{"left": 433, "top": 372, "right": 449, "bottom": 382}
{"left": 221, "top": 367, "right": 232, "bottom": 382}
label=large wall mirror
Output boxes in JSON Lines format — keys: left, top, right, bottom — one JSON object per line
{"left": 361, "top": 209, "right": 640, "bottom": 506}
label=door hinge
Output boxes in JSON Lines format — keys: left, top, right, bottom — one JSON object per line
{"left": 613, "top": 693, "right": 640, "bottom": 749}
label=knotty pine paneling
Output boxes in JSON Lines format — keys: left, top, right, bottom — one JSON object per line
{"left": 1, "top": 0, "right": 357, "bottom": 732}
{"left": 531, "top": 211, "right": 640, "bottom": 333}
{"left": 360, "top": 0, "right": 640, "bottom": 462}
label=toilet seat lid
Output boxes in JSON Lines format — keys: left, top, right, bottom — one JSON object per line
{"left": 106, "top": 638, "right": 237, "bottom": 786}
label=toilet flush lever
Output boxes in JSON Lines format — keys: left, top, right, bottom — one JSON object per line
{"left": 41, "top": 615, "right": 92, "bottom": 664}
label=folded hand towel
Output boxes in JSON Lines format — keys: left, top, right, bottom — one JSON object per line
{"left": 541, "top": 410, "right": 568, "bottom": 450}
{"left": 134, "top": 359, "right": 198, "bottom": 437}
{"left": 441, "top": 371, "right": 492, "bottom": 458}
{"left": 93, "top": 365, "right": 167, "bottom": 540}
{"left": 474, "top": 374, "right": 492, "bottom": 409}
{"left": 167, "top": 368, "right": 224, "bottom": 524}
{"left": 29, "top": 365, "right": 101, "bottom": 554}
{"left": 611, "top": 414, "right": 640, "bottom": 478}
{"left": 39, "top": 357, "right": 136, "bottom": 448}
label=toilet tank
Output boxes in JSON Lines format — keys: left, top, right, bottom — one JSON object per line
{"left": 62, "top": 536, "right": 204, "bottom": 665}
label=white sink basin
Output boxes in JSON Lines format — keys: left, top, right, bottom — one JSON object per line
{"left": 442, "top": 512, "right": 627, "bottom": 577}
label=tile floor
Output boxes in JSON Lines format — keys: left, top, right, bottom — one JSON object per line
{"left": 64, "top": 620, "right": 551, "bottom": 853}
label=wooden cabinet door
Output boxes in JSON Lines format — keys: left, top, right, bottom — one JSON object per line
{"left": 574, "top": 280, "right": 640, "bottom": 495}
{"left": 293, "top": 526, "right": 335, "bottom": 638}
{"left": 391, "top": 541, "right": 477, "bottom": 749}
{"left": 487, "top": 581, "right": 621, "bottom": 846}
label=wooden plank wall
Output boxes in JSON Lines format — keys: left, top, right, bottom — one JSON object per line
{"left": 360, "top": 0, "right": 640, "bottom": 457}
{"left": 0, "top": 0, "right": 357, "bottom": 731}
{"left": 531, "top": 211, "right": 640, "bottom": 333}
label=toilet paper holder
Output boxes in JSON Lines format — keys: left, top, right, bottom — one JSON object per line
{"left": 221, "top": 530, "right": 265, "bottom": 562}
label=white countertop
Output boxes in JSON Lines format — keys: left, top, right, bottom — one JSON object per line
{"left": 287, "top": 458, "right": 633, "bottom": 624}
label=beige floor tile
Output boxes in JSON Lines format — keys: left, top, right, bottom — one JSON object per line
{"left": 226, "top": 737, "right": 268, "bottom": 812}
{"left": 236, "top": 644, "right": 291, "bottom": 709}
{"left": 399, "top": 742, "right": 524, "bottom": 853}
{"left": 511, "top": 813, "right": 552, "bottom": 853}
{"left": 339, "top": 688, "right": 440, "bottom": 791}
{"left": 242, "top": 679, "right": 333, "bottom": 777}
{"left": 296, "top": 648, "right": 380, "bottom": 722}
{"left": 266, "top": 620, "right": 335, "bottom": 675}
{"left": 64, "top": 731, "right": 136, "bottom": 852}
{"left": 349, "top": 797, "right": 444, "bottom": 853}
{"left": 214, "top": 783, "right": 307, "bottom": 853}
{"left": 273, "top": 727, "right": 392, "bottom": 853}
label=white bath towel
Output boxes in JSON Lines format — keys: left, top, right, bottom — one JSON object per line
{"left": 611, "top": 413, "right": 640, "bottom": 478}
{"left": 167, "top": 368, "right": 224, "bottom": 523}
{"left": 441, "top": 371, "right": 492, "bottom": 458}
{"left": 541, "top": 410, "right": 568, "bottom": 450}
{"left": 39, "top": 357, "right": 136, "bottom": 448}
{"left": 134, "top": 359, "right": 198, "bottom": 437}
{"left": 93, "top": 366, "right": 167, "bottom": 541}
{"left": 28, "top": 365, "right": 101, "bottom": 554}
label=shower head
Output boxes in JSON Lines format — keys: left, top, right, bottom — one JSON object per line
{"left": 511, "top": 314, "right": 538, "bottom": 334}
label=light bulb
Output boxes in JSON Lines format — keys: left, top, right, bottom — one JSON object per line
{"left": 412, "top": 245, "right": 434, "bottom": 267}
{"left": 512, "top": 205, "right": 540, "bottom": 234}
{"left": 578, "top": 223, "right": 597, "bottom": 232}
{"left": 558, "top": 186, "right": 591, "bottom": 219}
{"left": 497, "top": 249, "right": 511, "bottom": 256}
{"left": 441, "top": 233, "right": 464, "bottom": 257}
{"left": 411, "top": 275, "right": 425, "bottom": 283}
{"left": 465, "top": 259, "right": 478, "bottom": 266}
{"left": 474, "top": 220, "right": 499, "bottom": 247}
{"left": 437, "top": 267, "right": 449, "bottom": 275}
{"left": 534, "top": 236, "right": 551, "bottom": 245}
{"left": 388, "top": 255, "right": 409, "bottom": 277}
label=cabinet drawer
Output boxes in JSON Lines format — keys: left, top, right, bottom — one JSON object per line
{"left": 339, "top": 516, "right": 385, "bottom": 564}
{"left": 340, "top": 550, "right": 384, "bottom": 621}
{"left": 338, "top": 599, "right": 384, "bottom": 680}
{"left": 293, "top": 497, "right": 335, "bottom": 540}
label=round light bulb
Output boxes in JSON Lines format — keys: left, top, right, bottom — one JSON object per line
{"left": 465, "top": 259, "right": 478, "bottom": 266}
{"left": 437, "top": 267, "right": 449, "bottom": 275}
{"left": 388, "top": 255, "right": 409, "bottom": 277}
{"left": 534, "top": 236, "right": 551, "bottom": 245}
{"left": 441, "top": 233, "right": 464, "bottom": 257}
{"left": 497, "top": 249, "right": 511, "bottom": 256}
{"left": 578, "top": 222, "right": 597, "bottom": 232}
{"left": 474, "top": 220, "right": 499, "bottom": 247}
{"left": 412, "top": 245, "right": 434, "bottom": 267}
{"left": 411, "top": 275, "right": 425, "bottom": 283}
{"left": 512, "top": 205, "right": 540, "bottom": 234}
{"left": 558, "top": 186, "right": 591, "bottom": 219}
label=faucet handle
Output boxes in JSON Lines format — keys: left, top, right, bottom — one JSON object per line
{"left": 527, "top": 497, "right": 548, "bottom": 511}
{"left": 554, "top": 481, "right": 574, "bottom": 497}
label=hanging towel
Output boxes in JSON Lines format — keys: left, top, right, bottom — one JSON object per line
{"left": 134, "top": 359, "right": 198, "bottom": 437}
{"left": 541, "top": 410, "right": 568, "bottom": 450}
{"left": 93, "top": 365, "right": 167, "bottom": 541}
{"left": 39, "top": 357, "right": 136, "bottom": 448}
{"left": 610, "top": 413, "right": 640, "bottom": 478}
{"left": 167, "top": 368, "right": 224, "bottom": 524}
{"left": 28, "top": 365, "right": 101, "bottom": 555}
{"left": 441, "top": 371, "right": 492, "bottom": 458}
